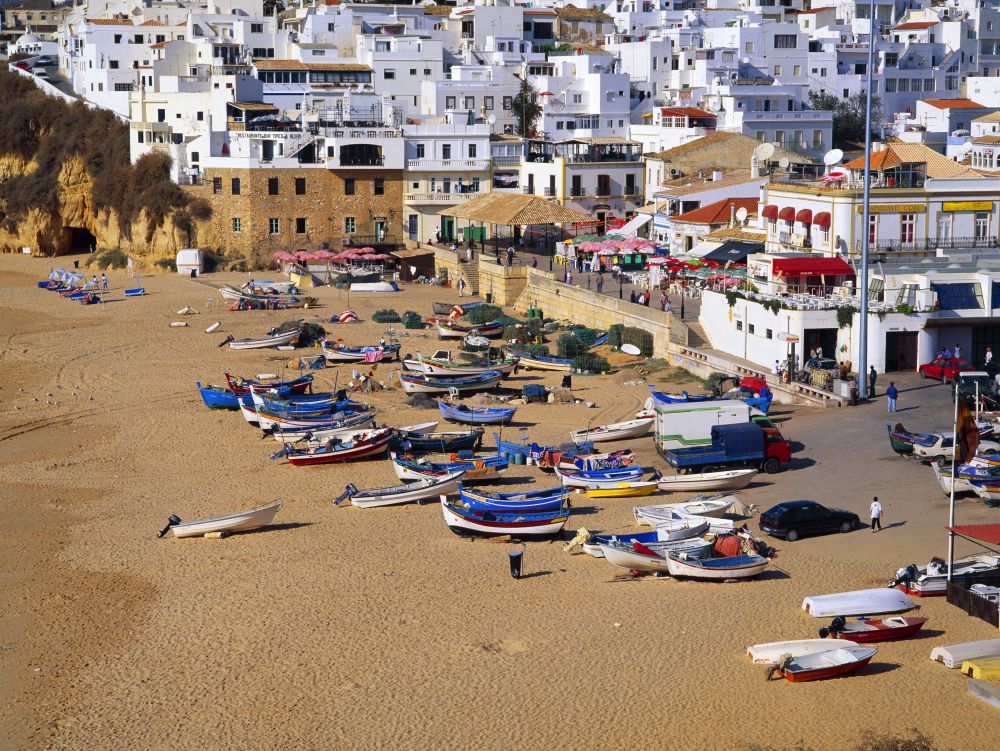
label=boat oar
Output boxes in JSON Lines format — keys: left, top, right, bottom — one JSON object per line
{"left": 156, "top": 515, "right": 182, "bottom": 538}
{"left": 333, "top": 484, "right": 358, "bottom": 506}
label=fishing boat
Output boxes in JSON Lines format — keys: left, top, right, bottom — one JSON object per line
{"left": 197, "top": 381, "right": 241, "bottom": 409}
{"left": 339, "top": 472, "right": 464, "bottom": 509}
{"left": 886, "top": 422, "right": 937, "bottom": 456}
{"left": 819, "top": 616, "right": 929, "bottom": 643}
{"left": 399, "top": 370, "right": 503, "bottom": 395}
{"left": 408, "top": 351, "right": 519, "bottom": 377}
{"left": 890, "top": 554, "right": 1000, "bottom": 596}
{"left": 350, "top": 281, "right": 399, "bottom": 293}
{"left": 643, "top": 508, "right": 734, "bottom": 535}
{"left": 389, "top": 426, "right": 484, "bottom": 453}
{"left": 436, "top": 320, "right": 505, "bottom": 339}
{"left": 802, "top": 588, "right": 915, "bottom": 617}
{"left": 228, "top": 322, "right": 303, "bottom": 350}
{"left": 270, "top": 413, "right": 379, "bottom": 443}
{"left": 647, "top": 517, "right": 711, "bottom": 540}
{"left": 456, "top": 484, "right": 569, "bottom": 512}
{"left": 583, "top": 531, "right": 711, "bottom": 558}
{"left": 665, "top": 552, "right": 770, "bottom": 580}
{"left": 655, "top": 468, "right": 757, "bottom": 493}
{"left": 633, "top": 495, "right": 738, "bottom": 526}
{"left": 159, "top": 500, "right": 282, "bottom": 539}
{"left": 440, "top": 496, "right": 570, "bottom": 537}
{"left": 392, "top": 453, "right": 508, "bottom": 481}
{"left": 651, "top": 385, "right": 773, "bottom": 415}
{"left": 553, "top": 466, "right": 645, "bottom": 488}
{"left": 250, "top": 389, "right": 367, "bottom": 414}
{"left": 585, "top": 481, "right": 659, "bottom": 498}
{"left": 569, "top": 416, "right": 654, "bottom": 444}
{"left": 562, "top": 449, "right": 636, "bottom": 471}
{"left": 271, "top": 428, "right": 393, "bottom": 466}
{"left": 747, "top": 640, "right": 860, "bottom": 665}
{"left": 504, "top": 347, "right": 573, "bottom": 372}
{"left": 220, "top": 284, "right": 311, "bottom": 304}
{"left": 224, "top": 372, "right": 313, "bottom": 397}
{"left": 602, "top": 541, "right": 685, "bottom": 574}
{"left": 770, "top": 646, "right": 878, "bottom": 682}
{"left": 432, "top": 300, "right": 484, "bottom": 316}
{"left": 437, "top": 400, "right": 516, "bottom": 425}
{"left": 493, "top": 434, "right": 595, "bottom": 465}
{"left": 246, "top": 280, "right": 298, "bottom": 295}
{"left": 320, "top": 340, "right": 401, "bottom": 363}
{"left": 934, "top": 465, "right": 976, "bottom": 496}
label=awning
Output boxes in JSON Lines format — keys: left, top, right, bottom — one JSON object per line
{"left": 687, "top": 240, "right": 723, "bottom": 258}
{"left": 949, "top": 523, "right": 1000, "bottom": 546}
{"left": 813, "top": 211, "right": 831, "bottom": 229}
{"left": 761, "top": 204, "right": 778, "bottom": 220}
{"left": 614, "top": 212, "right": 653, "bottom": 238}
{"left": 795, "top": 208, "right": 813, "bottom": 224}
{"left": 771, "top": 256, "right": 855, "bottom": 277}
{"left": 703, "top": 240, "right": 764, "bottom": 264}
{"left": 778, "top": 207, "right": 795, "bottom": 222}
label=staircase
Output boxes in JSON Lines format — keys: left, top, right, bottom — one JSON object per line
{"left": 462, "top": 260, "right": 481, "bottom": 296}
{"left": 684, "top": 320, "right": 708, "bottom": 349}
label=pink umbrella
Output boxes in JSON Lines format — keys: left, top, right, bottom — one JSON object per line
{"left": 374, "top": 253, "right": 393, "bottom": 260}
{"left": 357, "top": 247, "right": 376, "bottom": 253}
{"left": 273, "top": 251, "right": 296, "bottom": 261}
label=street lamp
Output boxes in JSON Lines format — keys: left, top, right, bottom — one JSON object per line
{"left": 858, "top": 0, "right": 876, "bottom": 401}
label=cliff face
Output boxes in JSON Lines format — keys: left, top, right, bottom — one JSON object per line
{"left": 0, "top": 154, "right": 208, "bottom": 258}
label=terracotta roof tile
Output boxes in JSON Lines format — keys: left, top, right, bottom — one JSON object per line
{"left": 922, "top": 99, "right": 987, "bottom": 110}
{"left": 893, "top": 20, "right": 939, "bottom": 30}
{"left": 672, "top": 198, "right": 759, "bottom": 225}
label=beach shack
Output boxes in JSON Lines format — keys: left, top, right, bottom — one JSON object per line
{"left": 176, "top": 248, "right": 204, "bottom": 277}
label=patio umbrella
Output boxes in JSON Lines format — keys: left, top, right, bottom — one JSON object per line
{"left": 273, "top": 251, "right": 296, "bottom": 262}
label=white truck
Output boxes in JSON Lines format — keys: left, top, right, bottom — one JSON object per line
{"left": 648, "top": 398, "right": 773, "bottom": 453}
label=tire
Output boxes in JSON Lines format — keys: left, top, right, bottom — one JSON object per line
{"left": 933, "top": 455, "right": 945, "bottom": 466}
{"left": 840, "top": 520, "right": 853, "bottom": 533}
{"left": 762, "top": 457, "right": 780, "bottom": 474}
{"left": 786, "top": 528, "right": 800, "bottom": 542}
{"left": 942, "top": 374, "right": 948, "bottom": 383}
{"left": 919, "top": 369, "right": 926, "bottom": 379}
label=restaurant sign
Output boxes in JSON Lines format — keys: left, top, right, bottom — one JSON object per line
{"left": 942, "top": 201, "right": 993, "bottom": 212}
{"left": 855, "top": 204, "right": 926, "bottom": 214}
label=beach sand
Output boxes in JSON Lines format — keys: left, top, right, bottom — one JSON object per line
{"left": 1, "top": 253, "right": 996, "bottom": 750}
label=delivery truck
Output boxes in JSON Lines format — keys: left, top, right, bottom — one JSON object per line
{"left": 652, "top": 398, "right": 775, "bottom": 453}
{"left": 662, "top": 422, "right": 791, "bottom": 474}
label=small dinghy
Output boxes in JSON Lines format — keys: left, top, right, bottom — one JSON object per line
{"left": 320, "top": 341, "right": 401, "bottom": 363}
{"left": 504, "top": 347, "right": 573, "bottom": 372}
{"left": 338, "top": 472, "right": 464, "bottom": 509}
{"left": 633, "top": 494, "right": 738, "bottom": 525}
{"left": 930, "top": 638, "right": 1000, "bottom": 669}
{"left": 225, "top": 372, "right": 313, "bottom": 397}
{"left": 601, "top": 538, "right": 713, "bottom": 574}
{"left": 584, "top": 532, "right": 711, "bottom": 559}
{"left": 158, "top": 500, "right": 282, "bottom": 539}
{"left": 656, "top": 468, "right": 757, "bottom": 493}
{"left": 399, "top": 370, "right": 503, "bottom": 395}
{"left": 569, "top": 416, "right": 654, "bottom": 444}
{"left": 392, "top": 453, "right": 508, "bottom": 481}
{"left": 665, "top": 552, "right": 770, "bottom": 580}
{"left": 802, "top": 588, "right": 915, "bottom": 617}
{"left": 389, "top": 426, "right": 484, "bottom": 453}
{"left": 265, "top": 411, "right": 377, "bottom": 441}
{"left": 197, "top": 381, "right": 240, "bottom": 409}
{"left": 820, "top": 616, "right": 929, "bottom": 643}
{"left": 436, "top": 320, "right": 504, "bottom": 339}
{"left": 228, "top": 323, "right": 303, "bottom": 350}
{"left": 411, "top": 351, "right": 519, "bottom": 377}
{"left": 456, "top": 484, "right": 569, "bottom": 512}
{"left": 747, "top": 639, "right": 860, "bottom": 665}
{"left": 769, "top": 646, "right": 878, "bottom": 682}
{"left": 272, "top": 428, "right": 393, "bottom": 466}
{"left": 437, "top": 400, "right": 516, "bottom": 425}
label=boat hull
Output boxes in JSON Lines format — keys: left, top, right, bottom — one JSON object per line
{"left": 399, "top": 371, "right": 502, "bottom": 395}
{"left": 656, "top": 469, "right": 757, "bottom": 493}
{"left": 440, "top": 499, "right": 569, "bottom": 537}
{"left": 228, "top": 329, "right": 299, "bottom": 350}
{"left": 585, "top": 482, "right": 658, "bottom": 498}
{"left": 665, "top": 553, "right": 770, "bottom": 580}
{"left": 802, "top": 588, "right": 915, "bottom": 617}
{"left": 171, "top": 501, "right": 282, "bottom": 538}
{"left": 569, "top": 417, "right": 653, "bottom": 444}
{"left": 351, "top": 473, "right": 463, "bottom": 508}
{"left": 828, "top": 616, "right": 929, "bottom": 643}
{"left": 782, "top": 649, "right": 877, "bottom": 682}
{"left": 285, "top": 431, "right": 392, "bottom": 466}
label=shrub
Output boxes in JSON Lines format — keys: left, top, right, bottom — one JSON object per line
{"left": 92, "top": 248, "right": 129, "bottom": 269}
{"left": 154, "top": 258, "right": 177, "bottom": 271}
{"left": 372, "top": 309, "right": 402, "bottom": 323}
{"left": 572, "top": 353, "right": 610, "bottom": 373}
{"left": 622, "top": 326, "right": 654, "bottom": 357}
{"left": 607, "top": 324, "right": 625, "bottom": 348}
{"left": 402, "top": 311, "right": 424, "bottom": 329}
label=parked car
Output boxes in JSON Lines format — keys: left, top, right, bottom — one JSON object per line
{"left": 797, "top": 357, "right": 839, "bottom": 382}
{"left": 34, "top": 55, "right": 54, "bottom": 66}
{"left": 918, "top": 356, "right": 975, "bottom": 382}
{"left": 911, "top": 433, "right": 1000, "bottom": 464}
{"left": 14, "top": 61, "right": 30, "bottom": 70}
{"left": 32, "top": 69, "right": 50, "bottom": 80}
{"left": 759, "top": 500, "right": 860, "bottom": 542}
{"left": 955, "top": 371, "right": 998, "bottom": 407}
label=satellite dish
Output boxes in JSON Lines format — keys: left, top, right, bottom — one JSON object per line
{"left": 735, "top": 207, "right": 749, "bottom": 223}
{"left": 778, "top": 156, "right": 791, "bottom": 170}
{"left": 823, "top": 148, "right": 844, "bottom": 166}
{"left": 487, "top": 114, "right": 496, "bottom": 125}
{"left": 954, "top": 141, "right": 973, "bottom": 159}
{"left": 621, "top": 343, "right": 641, "bottom": 356}
{"left": 753, "top": 143, "right": 776, "bottom": 161}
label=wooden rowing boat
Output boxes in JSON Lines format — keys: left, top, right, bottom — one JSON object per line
{"left": 569, "top": 416, "right": 654, "bottom": 444}
{"left": 655, "top": 468, "right": 757, "bottom": 493}
{"left": 344, "top": 472, "right": 464, "bottom": 508}
{"left": 163, "top": 500, "right": 282, "bottom": 538}
{"left": 802, "top": 588, "right": 915, "bottom": 617}
{"left": 747, "top": 639, "right": 860, "bottom": 665}
{"left": 584, "top": 481, "right": 658, "bottom": 498}
{"left": 820, "top": 616, "right": 929, "bottom": 643}
{"left": 665, "top": 552, "right": 770, "bottom": 580}
{"left": 772, "top": 646, "right": 878, "bottom": 682}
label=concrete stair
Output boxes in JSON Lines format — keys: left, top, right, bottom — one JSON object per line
{"left": 463, "top": 261, "right": 481, "bottom": 296}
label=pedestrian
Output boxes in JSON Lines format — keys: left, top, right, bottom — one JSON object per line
{"left": 659, "top": 291, "right": 667, "bottom": 311}
{"left": 506, "top": 246, "right": 514, "bottom": 267}
{"left": 772, "top": 360, "right": 780, "bottom": 376}
{"left": 457, "top": 277, "right": 466, "bottom": 297}
{"left": 868, "top": 365, "right": 877, "bottom": 399}
{"left": 629, "top": 289, "right": 637, "bottom": 304}
{"left": 531, "top": 256, "right": 538, "bottom": 269}
{"left": 435, "top": 230, "right": 442, "bottom": 244}
{"left": 91, "top": 275, "right": 98, "bottom": 289}
{"left": 886, "top": 381, "right": 898, "bottom": 413}
{"left": 943, "top": 346, "right": 953, "bottom": 358}
{"left": 597, "top": 276, "right": 604, "bottom": 293}
{"left": 566, "top": 270, "right": 573, "bottom": 285}
{"left": 954, "top": 343, "right": 962, "bottom": 358}
{"left": 465, "top": 245, "right": 473, "bottom": 263}
{"left": 101, "top": 272, "right": 108, "bottom": 291}
{"left": 987, "top": 347, "right": 994, "bottom": 365}
{"left": 450, "top": 242, "right": 457, "bottom": 254}
{"left": 664, "top": 299, "right": 673, "bottom": 313}
{"left": 870, "top": 496, "right": 883, "bottom": 533}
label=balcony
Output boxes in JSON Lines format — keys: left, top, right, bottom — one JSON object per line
{"left": 406, "top": 158, "right": 490, "bottom": 171}
{"left": 853, "top": 236, "right": 999, "bottom": 254}
{"left": 543, "top": 187, "right": 555, "bottom": 197}
{"left": 492, "top": 155, "right": 521, "bottom": 166}
{"left": 404, "top": 192, "right": 483, "bottom": 203}
{"left": 522, "top": 186, "right": 534, "bottom": 194}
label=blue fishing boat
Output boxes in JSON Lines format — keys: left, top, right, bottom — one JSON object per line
{"left": 225, "top": 372, "right": 313, "bottom": 397}
{"left": 437, "top": 400, "right": 516, "bottom": 425}
{"left": 456, "top": 484, "right": 569, "bottom": 512}
{"left": 441, "top": 497, "right": 570, "bottom": 537}
{"left": 492, "top": 433, "right": 595, "bottom": 460}
{"left": 399, "top": 370, "right": 503, "bottom": 395}
{"left": 650, "top": 385, "right": 773, "bottom": 414}
{"left": 389, "top": 427, "right": 484, "bottom": 453}
{"left": 197, "top": 381, "right": 241, "bottom": 409}
{"left": 392, "top": 452, "right": 509, "bottom": 481}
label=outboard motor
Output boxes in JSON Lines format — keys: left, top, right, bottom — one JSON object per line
{"left": 333, "top": 484, "right": 358, "bottom": 506}
{"left": 156, "top": 514, "right": 182, "bottom": 538}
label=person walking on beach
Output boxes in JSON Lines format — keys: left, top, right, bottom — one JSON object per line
{"left": 596, "top": 276, "right": 604, "bottom": 294}
{"left": 101, "top": 273, "right": 108, "bottom": 291}
{"left": 870, "top": 497, "right": 883, "bottom": 533}
{"left": 868, "top": 365, "right": 877, "bottom": 399}
{"left": 886, "top": 382, "right": 898, "bottom": 413}
{"left": 456, "top": 277, "right": 466, "bottom": 297}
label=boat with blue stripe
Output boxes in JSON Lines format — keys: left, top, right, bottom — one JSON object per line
{"left": 456, "top": 484, "right": 570, "bottom": 512}
{"left": 438, "top": 400, "right": 516, "bottom": 425}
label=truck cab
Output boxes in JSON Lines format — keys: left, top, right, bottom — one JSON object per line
{"left": 663, "top": 422, "right": 792, "bottom": 474}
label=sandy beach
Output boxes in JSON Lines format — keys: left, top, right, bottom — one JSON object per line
{"left": 1, "top": 253, "right": 997, "bottom": 751}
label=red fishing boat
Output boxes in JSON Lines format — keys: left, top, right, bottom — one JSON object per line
{"left": 819, "top": 616, "right": 928, "bottom": 643}
{"left": 274, "top": 428, "right": 392, "bottom": 466}
{"left": 771, "top": 646, "right": 877, "bottom": 683}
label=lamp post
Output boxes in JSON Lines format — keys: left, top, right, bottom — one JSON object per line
{"left": 858, "top": 0, "right": 876, "bottom": 401}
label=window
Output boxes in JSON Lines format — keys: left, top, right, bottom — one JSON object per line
{"left": 503, "top": 96, "right": 513, "bottom": 110}
{"left": 157, "top": 108, "right": 166, "bottom": 123}
{"left": 109, "top": 60, "right": 119, "bottom": 69}
{"left": 328, "top": 22, "right": 335, "bottom": 31}
{"left": 596, "top": 174, "right": 611, "bottom": 196}
{"left": 374, "top": 177, "right": 385, "bottom": 195}
{"left": 745, "top": 42, "right": 754, "bottom": 53}
{"left": 231, "top": 178, "right": 241, "bottom": 195}
{"left": 748, "top": 324, "right": 755, "bottom": 335}
{"left": 774, "top": 65, "right": 782, "bottom": 76}
{"left": 936, "top": 214, "right": 952, "bottom": 241}
{"left": 774, "top": 34, "right": 797, "bottom": 49}
{"left": 931, "top": 282, "right": 984, "bottom": 310}
{"left": 442, "top": 177, "right": 451, "bottom": 194}
{"left": 232, "top": 217, "right": 241, "bottom": 233}
{"left": 113, "top": 83, "right": 133, "bottom": 92}
{"left": 885, "top": 78, "right": 897, "bottom": 93}
{"left": 345, "top": 178, "right": 356, "bottom": 195}
{"left": 468, "top": 144, "right": 477, "bottom": 158}
{"left": 484, "top": 96, "right": 494, "bottom": 110}
{"left": 793, "top": 65, "right": 801, "bottom": 76}
{"left": 384, "top": 69, "right": 395, "bottom": 80}
{"left": 268, "top": 218, "right": 279, "bottom": 235}
{"left": 464, "top": 96, "right": 475, "bottom": 109}
{"left": 442, "top": 144, "right": 452, "bottom": 159}
{"left": 976, "top": 211, "right": 991, "bottom": 240}
{"left": 213, "top": 177, "right": 222, "bottom": 194}
{"left": 268, "top": 177, "right": 279, "bottom": 195}
{"left": 197, "top": 111, "right": 204, "bottom": 121}
{"left": 295, "top": 177, "right": 306, "bottom": 195}
{"left": 251, "top": 23, "right": 263, "bottom": 33}
{"left": 295, "top": 217, "right": 307, "bottom": 234}
{"left": 766, "top": 329, "right": 773, "bottom": 339}
{"left": 446, "top": 96, "right": 456, "bottom": 109}
{"left": 408, "top": 214, "right": 418, "bottom": 236}
{"left": 736, "top": 320, "right": 743, "bottom": 331}
{"left": 410, "top": 68, "right": 416, "bottom": 76}
{"left": 345, "top": 216, "right": 356, "bottom": 233}
{"left": 191, "top": 152, "right": 199, "bottom": 163}
{"left": 868, "top": 214, "right": 876, "bottom": 243}
{"left": 900, "top": 213, "right": 916, "bottom": 244}
{"left": 625, "top": 173, "right": 635, "bottom": 195}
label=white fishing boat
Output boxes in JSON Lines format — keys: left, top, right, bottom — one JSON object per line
{"left": 164, "top": 500, "right": 282, "bottom": 538}
{"left": 600, "top": 542, "right": 701, "bottom": 574}
{"left": 350, "top": 281, "right": 399, "bottom": 293}
{"left": 651, "top": 509, "right": 735, "bottom": 534}
{"left": 633, "top": 495, "right": 737, "bottom": 525}
{"left": 270, "top": 415, "right": 380, "bottom": 443}
{"left": 665, "top": 552, "right": 770, "bottom": 580}
{"left": 583, "top": 533, "right": 711, "bottom": 559}
{"left": 934, "top": 465, "right": 976, "bottom": 496}
{"left": 569, "top": 416, "right": 654, "bottom": 444}
{"left": 802, "top": 588, "right": 915, "bottom": 617}
{"left": 656, "top": 468, "right": 757, "bottom": 493}
{"left": 646, "top": 516, "right": 711, "bottom": 539}
{"left": 228, "top": 325, "right": 301, "bottom": 350}
{"left": 930, "top": 639, "right": 1000, "bottom": 669}
{"left": 553, "top": 466, "right": 646, "bottom": 489}
{"left": 411, "top": 351, "right": 519, "bottom": 377}
{"left": 345, "top": 472, "right": 464, "bottom": 508}
{"left": 747, "top": 639, "right": 861, "bottom": 665}
{"left": 891, "top": 553, "right": 1000, "bottom": 597}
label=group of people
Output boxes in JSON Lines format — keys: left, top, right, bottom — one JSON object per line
{"left": 83, "top": 273, "right": 110, "bottom": 291}
{"left": 934, "top": 343, "right": 965, "bottom": 359}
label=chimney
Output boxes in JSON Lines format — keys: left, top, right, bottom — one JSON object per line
{"left": 730, "top": 202, "right": 736, "bottom": 228}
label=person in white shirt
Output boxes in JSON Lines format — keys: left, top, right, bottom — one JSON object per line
{"left": 771, "top": 360, "right": 781, "bottom": 376}
{"left": 986, "top": 347, "right": 993, "bottom": 365}
{"left": 870, "top": 497, "right": 883, "bottom": 533}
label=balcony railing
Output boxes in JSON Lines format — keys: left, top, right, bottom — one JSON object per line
{"left": 177, "top": 173, "right": 204, "bottom": 186}
{"left": 522, "top": 186, "right": 534, "bottom": 194}
{"left": 492, "top": 155, "right": 521, "bottom": 166}
{"left": 405, "top": 158, "right": 490, "bottom": 170}
{"left": 404, "top": 192, "right": 483, "bottom": 203}
{"left": 569, "top": 188, "right": 585, "bottom": 197}
{"left": 563, "top": 152, "right": 642, "bottom": 163}
{"left": 853, "top": 236, "right": 999, "bottom": 254}
{"left": 338, "top": 156, "right": 385, "bottom": 167}
{"left": 543, "top": 187, "right": 555, "bottom": 196}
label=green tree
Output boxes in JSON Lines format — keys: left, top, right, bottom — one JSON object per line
{"left": 512, "top": 78, "right": 543, "bottom": 138}
{"left": 808, "top": 90, "right": 882, "bottom": 148}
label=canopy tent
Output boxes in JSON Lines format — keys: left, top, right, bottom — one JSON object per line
{"left": 702, "top": 240, "right": 764, "bottom": 265}
{"left": 771, "top": 256, "right": 855, "bottom": 277}
{"left": 686, "top": 240, "right": 723, "bottom": 259}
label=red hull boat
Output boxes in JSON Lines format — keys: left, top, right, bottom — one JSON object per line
{"left": 776, "top": 646, "right": 878, "bottom": 683}
{"left": 821, "top": 616, "right": 928, "bottom": 643}
{"left": 283, "top": 429, "right": 392, "bottom": 466}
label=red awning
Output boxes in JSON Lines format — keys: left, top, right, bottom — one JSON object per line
{"left": 761, "top": 204, "right": 778, "bottom": 220}
{"left": 795, "top": 208, "right": 813, "bottom": 224}
{"left": 949, "top": 523, "right": 1000, "bottom": 545}
{"left": 777, "top": 207, "right": 795, "bottom": 222}
{"left": 813, "top": 211, "right": 831, "bottom": 229}
{"left": 771, "top": 256, "right": 855, "bottom": 277}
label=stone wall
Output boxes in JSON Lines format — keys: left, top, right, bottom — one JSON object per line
{"left": 191, "top": 167, "right": 404, "bottom": 261}
{"left": 433, "top": 246, "right": 469, "bottom": 289}
{"left": 477, "top": 259, "right": 527, "bottom": 307}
